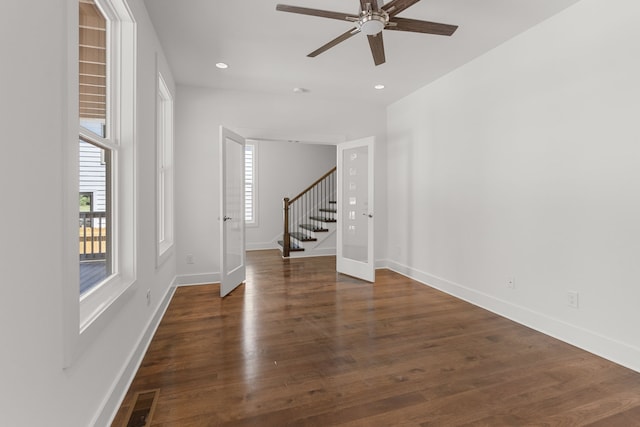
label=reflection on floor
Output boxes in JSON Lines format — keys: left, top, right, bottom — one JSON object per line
{"left": 112, "top": 250, "right": 640, "bottom": 426}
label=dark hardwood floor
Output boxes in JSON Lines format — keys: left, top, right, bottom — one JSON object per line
{"left": 112, "top": 250, "right": 640, "bottom": 426}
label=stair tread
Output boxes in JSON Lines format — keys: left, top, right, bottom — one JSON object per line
{"left": 329, "top": 201, "right": 336, "bottom": 204}
{"left": 309, "top": 216, "right": 336, "bottom": 223}
{"left": 290, "top": 232, "right": 317, "bottom": 242}
{"left": 277, "top": 240, "right": 304, "bottom": 252}
{"left": 318, "top": 208, "right": 337, "bottom": 213}
{"left": 300, "top": 224, "right": 328, "bottom": 232}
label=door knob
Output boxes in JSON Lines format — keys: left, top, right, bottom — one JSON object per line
{"left": 223, "top": 216, "right": 232, "bottom": 222}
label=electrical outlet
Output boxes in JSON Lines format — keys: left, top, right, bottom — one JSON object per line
{"left": 507, "top": 277, "right": 515, "bottom": 289}
{"left": 146, "top": 289, "right": 151, "bottom": 306}
{"left": 186, "top": 254, "right": 194, "bottom": 264}
{"left": 567, "top": 291, "right": 579, "bottom": 309}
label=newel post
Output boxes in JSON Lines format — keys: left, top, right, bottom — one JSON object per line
{"left": 283, "top": 197, "right": 290, "bottom": 257}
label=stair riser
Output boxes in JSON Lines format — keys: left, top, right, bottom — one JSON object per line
{"left": 284, "top": 248, "right": 336, "bottom": 259}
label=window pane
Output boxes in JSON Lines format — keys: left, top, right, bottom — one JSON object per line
{"left": 341, "top": 145, "right": 369, "bottom": 263}
{"left": 244, "top": 145, "right": 254, "bottom": 222}
{"left": 157, "top": 73, "right": 174, "bottom": 258}
{"left": 79, "top": 0, "right": 112, "bottom": 295}
{"left": 79, "top": 0, "right": 107, "bottom": 137}
{"left": 79, "top": 140, "right": 112, "bottom": 294}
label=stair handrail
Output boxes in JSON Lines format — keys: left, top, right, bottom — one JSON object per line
{"left": 283, "top": 166, "right": 336, "bottom": 257}
{"left": 287, "top": 167, "right": 336, "bottom": 205}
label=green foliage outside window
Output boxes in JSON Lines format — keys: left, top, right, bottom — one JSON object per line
{"left": 79, "top": 193, "right": 92, "bottom": 212}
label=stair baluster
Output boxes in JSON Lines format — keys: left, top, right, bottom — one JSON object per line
{"left": 281, "top": 167, "right": 337, "bottom": 257}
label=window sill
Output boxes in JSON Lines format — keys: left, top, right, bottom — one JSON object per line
{"left": 80, "top": 275, "right": 133, "bottom": 335}
{"left": 157, "top": 242, "right": 174, "bottom": 268}
{"left": 80, "top": 274, "right": 137, "bottom": 335}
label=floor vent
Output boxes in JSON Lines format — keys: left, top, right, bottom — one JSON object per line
{"left": 123, "top": 389, "right": 160, "bottom": 427}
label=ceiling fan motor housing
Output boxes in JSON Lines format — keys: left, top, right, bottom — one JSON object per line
{"left": 358, "top": 10, "right": 389, "bottom": 35}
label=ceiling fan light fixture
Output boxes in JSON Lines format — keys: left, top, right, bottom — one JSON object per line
{"left": 360, "top": 16, "right": 385, "bottom": 35}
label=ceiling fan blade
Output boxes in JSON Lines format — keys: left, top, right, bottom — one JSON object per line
{"left": 308, "top": 28, "right": 359, "bottom": 58}
{"left": 387, "top": 17, "right": 458, "bottom": 36}
{"left": 276, "top": 4, "right": 358, "bottom": 22}
{"left": 382, "top": 0, "right": 421, "bottom": 17}
{"left": 367, "top": 32, "right": 386, "bottom": 66}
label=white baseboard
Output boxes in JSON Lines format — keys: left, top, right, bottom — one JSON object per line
{"left": 383, "top": 259, "right": 640, "bottom": 374}
{"left": 175, "top": 272, "right": 220, "bottom": 286}
{"left": 96, "top": 278, "right": 177, "bottom": 427}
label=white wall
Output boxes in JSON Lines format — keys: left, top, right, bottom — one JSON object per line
{"left": 175, "top": 86, "right": 387, "bottom": 281}
{"left": 0, "top": 1, "right": 177, "bottom": 425}
{"left": 386, "top": 0, "right": 640, "bottom": 372}
{"left": 246, "top": 140, "right": 336, "bottom": 250}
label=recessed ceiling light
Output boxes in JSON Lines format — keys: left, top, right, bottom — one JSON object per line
{"left": 215, "top": 62, "right": 228, "bottom": 69}
{"left": 293, "top": 87, "right": 309, "bottom": 94}
{"left": 374, "top": 84, "right": 385, "bottom": 90}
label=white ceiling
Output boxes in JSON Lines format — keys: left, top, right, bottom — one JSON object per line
{"left": 144, "top": 0, "right": 582, "bottom": 106}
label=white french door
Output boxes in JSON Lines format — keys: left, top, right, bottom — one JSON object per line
{"left": 219, "top": 127, "right": 246, "bottom": 297}
{"left": 336, "top": 136, "right": 375, "bottom": 282}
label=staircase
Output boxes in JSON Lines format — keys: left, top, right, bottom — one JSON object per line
{"left": 278, "top": 167, "right": 337, "bottom": 258}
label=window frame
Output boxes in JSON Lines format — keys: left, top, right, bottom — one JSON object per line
{"left": 156, "top": 71, "right": 174, "bottom": 266}
{"left": 63, "top": 0, "right": 137, "bottom": 367}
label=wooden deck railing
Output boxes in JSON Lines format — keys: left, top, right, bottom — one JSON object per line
{"left": 79, "top": 211, "right": 107, "bottom": 260}
{"left": 283, "top": 167, "right": 336, "bottom": 257}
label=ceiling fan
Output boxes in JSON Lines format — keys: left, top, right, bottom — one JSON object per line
{"left": 276, "top": 0, "right": 458, "bottom": 66}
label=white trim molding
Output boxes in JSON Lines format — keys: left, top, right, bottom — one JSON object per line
{"left": 96, "top": 280, "right": 176, "bottom": 427}
{"left": 175, "top": 273, "right": 221, "bottom": 287}
{"left": 64, "top": 0, "right": 138, "bottom": 368}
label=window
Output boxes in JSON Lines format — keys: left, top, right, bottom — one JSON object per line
{"left": 79, "top": 0, "right": 111, "bottom": 295}
{"left": 79, "top": 192, "right": 93, "bottom": 212}
{"left": 244, "top": 144, "right": 257, "bottom": 224}
{"left": 157, "top": 72, "right": 174, "bottom": 264}
{"left": 78, "top": 139, "right": 110, "bottom": 293}
{"left": 64, "top": 0, "right": 136, "bottom": 366}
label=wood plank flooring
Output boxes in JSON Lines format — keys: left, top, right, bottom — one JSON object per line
{"left": 112, "top": 250, "right": 640, "bottom": 426}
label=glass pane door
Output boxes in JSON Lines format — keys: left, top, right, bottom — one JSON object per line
{"left": 337, "top": 137, "right": 375, "bottom": 282}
